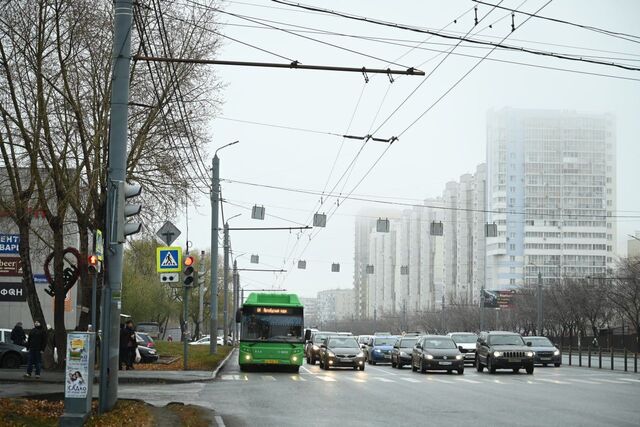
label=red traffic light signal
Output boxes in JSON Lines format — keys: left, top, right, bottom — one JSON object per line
{"left": 184, "top": 256, "right": 195, "bottom": 267}
{"left": 88, "top": 254, "right": 100, "bottom": 273}
{"left": 183, "top": 256, "right": 195, "bottom": 287}
{"left": 88, "top": 255, "right": 98, "bottom": 266}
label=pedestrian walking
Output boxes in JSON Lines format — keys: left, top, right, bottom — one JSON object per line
{"left": 24, "top": 321, "right": 46, "bottom": 379}
{"left": 119, "top": 323, "right": 127, "bottom": 370}
{"left": 124, "top": 320, "right": 137, "bottom": 370}
{"left": 10, "top": 322, "right": 26, "bottom": 346}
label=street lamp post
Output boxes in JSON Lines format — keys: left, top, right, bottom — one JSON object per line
{"left": 210, "top": 140, "right": 239, "bottom": 354}
{"left": 537, "top": 271, "right": 543, "bottom": 335}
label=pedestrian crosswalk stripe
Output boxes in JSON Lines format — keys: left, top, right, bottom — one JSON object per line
{"left": 261, "top": 375, "right": 276, "bottom": 381}
{"left": 570, "top": 379, "right": 601, "bottom": 384}
{"left": 596, "top": 378, "right": 625, "bottom": 384}
{"left": 349, "top": 378, "right": 366, "bottom": 383}
{"left": 374, "top": 377, "right": 394, "bottom": 383}
{"left": 291, "top": 375, "right": 306, "bottom": 381}
{"left": 316, "top": 375, "right": 336, "bottom": 382}
{"left": 536, "top": 378, "right": 570, "bottom": 384}
{"left": 401, "top": 378, "right": 421, "bottom": 383}
{"left": 457, "top": 378, "right": 481, "bottom": 384}
{"left": 429, "top": 378, "right": 454, "bottom": 384}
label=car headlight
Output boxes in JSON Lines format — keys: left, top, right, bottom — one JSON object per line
{"left": 148, "top": 349, "right": 157, "bottom": 354}
{"left": 493, "top": 351, "right": 503, "bottom": 357}
{"left": 357, "top": 351, "right": 364, "bottom": 358}
{"left": 554, "top": 349, "right": 560, "bottom": 356}
{"left": 373, "top": 349, "right": 381, "bottom": 353}
{"left": 312, "top": 345, "right": 319, "bottom": 351}
{"left": 526, "top": 351, "right": 534, "bottom": 357}
{"left": 400, "top": 351, "right": 409, "bottom": 357}
{"left": 425, "top": 354, "right": 434, "bottom": 360}
{"left": 455, "top": 355, "right": 463, "bottom": 360}
{"left": 327, "top": 351, "right": 335, "bottom": 358}
{"left": 21, "top": 347, "right": 28, "bottom": 353}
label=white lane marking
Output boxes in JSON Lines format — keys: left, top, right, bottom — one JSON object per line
{"left": 316, "top": 375, "right": 336, "bottom": 382}
{"left": 300, "top": 365, "right": 315, "bottom": 375}
{"left": 215, "top": 415, "right": 226, "bottom": 427}
{"left": 596, "top": 378, "right": 626, "bottom": 384}
{"left": 291, "top": 375, "right": 306, "bottom": 381}
{"left": 569, "top": 379, "right": 601, "bottom": 384}
{"left": 401, "top": 377, "right": 421, "bottom": 383}
{"left": 366, "top": 365, "right": 399, "bottom": 376}
{"left": 617, "top": 378, "right": 640, "bottom": 383}
{"left": 457, "top": 378, "right": 481, "bottom": 384}
{"left": 220, "top": 374, "right": 234, "bottom": 380}
{"left": 536, "top": 378, "right": 570, "bottom": 385}
{"left": 373, "top": 377, "right": 395, "bottom": 383}
{"left": 349, "top": 377, "right": 366, "bottom": 383}
{"left": 429, "top": 378, "right": 454, "bottom": 384}
{"left": 261, "top": 375, "right": 276, "bottom": 381}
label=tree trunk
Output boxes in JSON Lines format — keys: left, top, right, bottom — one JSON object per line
{"left": 18, "top": 217, "right": 46, "bottom": 326}
{"left": 77, "top": 222, "right": 91, "bottom": 330}
{"left": 51, "top": 216, "right": 67, "bottom": 369}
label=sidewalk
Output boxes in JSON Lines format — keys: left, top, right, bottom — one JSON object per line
{"left": 0, "top": 348, "right": 235, "bottom": 385}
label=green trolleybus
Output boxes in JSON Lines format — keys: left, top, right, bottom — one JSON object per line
{"left": 238, "top": 293, "right": 304, "bottom": 372}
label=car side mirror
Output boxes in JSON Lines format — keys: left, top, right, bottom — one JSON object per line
{"left": 458, "top": 345, "right": 464, "bottom": 351}
{"left": 415, "top": 344, "right": 422, "bottom": 349}
{"left": 304, "top": 329, "right": 312, "bottom": 342}
{"left": 526, "top": 341, "right": 532, "bottom": 347}
{"left": 320, "top": 344, "right": 327, "bottom": 349}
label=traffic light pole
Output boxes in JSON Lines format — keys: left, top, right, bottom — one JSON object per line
{"left": 198, "top": 250, "right": 205, "bottom": 339}
{"left": 99, "top": 0, "right": 133, "bottom": 413}
{"left": 183, "top": 284, "right": 189, "bottom": 370}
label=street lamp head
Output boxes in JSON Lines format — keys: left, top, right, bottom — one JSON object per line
{"left": 214, "top": 140, "right": 240, "bottom": 157}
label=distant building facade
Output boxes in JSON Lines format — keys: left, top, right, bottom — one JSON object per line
{"left": 317, "top": 289, "right": 354, "bottom": 327}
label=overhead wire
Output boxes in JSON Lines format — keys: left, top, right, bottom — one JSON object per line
{"left": 271, "top": 0, "right": 640, "bottom": 72}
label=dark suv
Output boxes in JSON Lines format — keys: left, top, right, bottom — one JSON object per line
{"left": 475, "top": 331, "right": 535, "bottom": 374}
{"left": 305, "top": 331, "right": 336, "bottom": 365}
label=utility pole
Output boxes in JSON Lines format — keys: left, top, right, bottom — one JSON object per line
{"left": 441, "top": 294, "right": 446, "bottom": 334}
{"left": 99, "top": 0, "right": 132, "bottom": 413}
{"left": 537, "top": 271, "right": 543, "bottom": 335}
{"left": 183, "top": 281, "right": 189, "bottom": 370}
{"left": 232, "top": 260, "right": 238, "bottom": 343}
{"left": 198, "top": 250, "right": 205, "bottom": 338}
{"left": 480, "top": 287, "right": 485, "bottom": 332}
{"left": 223, "top": 223, "right": 230, "bottom": 345}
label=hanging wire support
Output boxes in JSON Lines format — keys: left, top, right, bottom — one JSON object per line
{"left": 511, "top": 12, "right": 516, "bottom": 32}
{"left": 361, "top": 67, "right": 370, "bottom": 83}
{"left": 387, "top": 69, "right": 395, "bottom": 83}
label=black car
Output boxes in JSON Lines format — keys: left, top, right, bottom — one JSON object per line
{"left": 527, "top": 336, "right": 561, "bottom": 367}
{"left": 0, "top": 342, "right": 28, "bottom": 368}
{"left": 411, "top": 335, "right": 464, "bottom": 374}
{"left": 137, "top": 345, "right": 159, "bottom": 363}
{"left": 475, "top": 331, "right": 535, "bottom": 374}
{"left": 319, "top": 336, "right": 365, "bottom": 370}
{"left": 136, "top": 332, "right": 156, "bottom": 349}
{"left": 391, "top": 336, "right": 420, "bottom": 369}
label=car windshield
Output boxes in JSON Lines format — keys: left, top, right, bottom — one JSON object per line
{"left": 374, "top": 337, "right": 396, "bottom": 346}
{"left": 241, "top": 312, "right": 303, "bottom": 342}
{"left": 423, "top": 338, "right": 457, "bottom": 349}
{"left": 314, "top": 334, "right": 331, "bottom": 343}
{"left": 489, "top": 335, "right": 525, "bottom": 346}
{"left": 328, "top": 337, "right": 359, "bottom": 348}
{"left": 450, "top": 334, "right": 477, "bottom": 343}
{"left": 400, "top": 338, "right": 418, "bottom": 348}
{"left": 527, "top": 337, "right": 554, "bottom": 347}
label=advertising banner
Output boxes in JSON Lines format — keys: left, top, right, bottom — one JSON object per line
{"left": 0, "top": 282, "right": 26, "bottom": 302}
{"left": 65, "top": 333, "right": 91, "bottom": 398}
{"left": 482, "top": 289, "right": 516, "bottom": 309}
{"left": 0, "top": 234, "right": 19, "bottom": 254}
{"left": 0, "top": 256, "right": 22, "bottom": 276}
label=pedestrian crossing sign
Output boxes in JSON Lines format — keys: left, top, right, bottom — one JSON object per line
{"left": 156, "top": 246, "right": 182, "bottom": 273}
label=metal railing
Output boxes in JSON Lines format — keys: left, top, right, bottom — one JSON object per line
{"left": 557, "top": 343, "right": 638, "bottom": 373}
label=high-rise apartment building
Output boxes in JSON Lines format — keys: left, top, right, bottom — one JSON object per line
{"left": 486, "top": 108, "right": 616, "bottom": 288}
{"left": 317, "top": 289, "right": 355, "bottom": 327}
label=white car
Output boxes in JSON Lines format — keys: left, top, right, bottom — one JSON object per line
{"left": 189, "top": 336, "right": 224, "bottom": 346}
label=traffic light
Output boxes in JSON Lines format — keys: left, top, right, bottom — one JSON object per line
{"left": 183, "top": 256, "right": 195, "bottom": 287}
{"left": 115, "top": 180, "right": 142, "bottom": 242}
{"left": 88, "top": 254, "right": 100, "bottom": 274}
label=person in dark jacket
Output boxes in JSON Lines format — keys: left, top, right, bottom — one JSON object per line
{"left": 24, "top": 321, "right": 46, "bottom": 379}
{"left": 119, "top": 323, "right": 127, "bottom": 370}
{"left": 124, "top": 321, "right": 137, "bottom": 370}
{"left": 10, "top": 322, "right": 26, "bottom": 346}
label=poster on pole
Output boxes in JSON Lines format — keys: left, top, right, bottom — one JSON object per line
{"left": 65, "top": 333, "right": 91, "bottom": 398}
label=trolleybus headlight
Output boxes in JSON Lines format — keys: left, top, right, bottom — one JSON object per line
{"left": 244, "top": 354, "right": 252, "bottom": 361}
{"left": 291, "top": 355, "right": 298, "bottom": 362}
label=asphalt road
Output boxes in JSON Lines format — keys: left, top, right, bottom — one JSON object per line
{"left": 115, "top": 352, "right": 640, "bottom": 427}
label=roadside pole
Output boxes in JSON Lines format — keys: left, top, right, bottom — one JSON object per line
{"left": 232, "top": 260, "right": 238, "bottom": 343}
{"left": 198, "top": 250, "right": 205, "bottom": 338}
{"left": 183, "top": 284, "right": 189, "bottom": 370}
{"left": 537, "top": 271, "right": 543, "bottom": 335}
{"left": 99, "top": 0, "right": 132, "bottom": 413}
{"left": 223, "top": 223, "right": 230, "bottom": 344}
{"left": 210, "top": 154, "right": 219, "bottom": 354}
{"left": 479, "top": 287, "right": 485, "bottom": 331}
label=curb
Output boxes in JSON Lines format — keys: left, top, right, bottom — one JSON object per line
{"left": 211, "top": 347, "right": 236, "bottom": 379}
